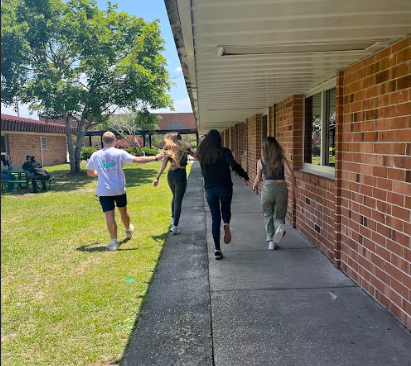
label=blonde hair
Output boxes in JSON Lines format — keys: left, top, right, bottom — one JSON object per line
{"left": 262, "top": 137, "right": 284, "bottom": 176}
{"left": 163, "top": 132, "right": 186, "bottom": 169}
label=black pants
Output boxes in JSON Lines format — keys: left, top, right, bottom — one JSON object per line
{"left": 167, "top": 169, "right": 187, "bottom": 226}
{"left": 205, "top": 186, "right": 233, "bottom": 251}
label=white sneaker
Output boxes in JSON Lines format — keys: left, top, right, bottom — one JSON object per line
{"left": 273, "top": 224, "right": 286, "bottom": 244}
{"left": 268, "top": 241, "right": 274, "bottom": 250}
{"left": 107, "top": 239, "right": 121, "bottom": 251}
{"left": 170, "top": 225, "right": 180, "bottom": 234}
{"left": 125, "top": 224, "right": 134, "bottom": 239}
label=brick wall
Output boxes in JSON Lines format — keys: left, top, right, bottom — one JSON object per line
{"left": 246, "top": 115, "right": 262, "bottom": 189}
{"left": 7, "top": 133, "right": 67, "bottom": 168}
{"left": 339, "top": 38, "right": 411, "bottom": 329}
{"left": 238, "top": 122, "right": 247, "bottom": 172}
{"left": 218, "top": 37, "right": 411, "bottom": 330}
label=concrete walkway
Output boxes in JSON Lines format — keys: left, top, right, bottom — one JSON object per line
{"left": 123, "top": 162, "right": 411, "bottom": 366}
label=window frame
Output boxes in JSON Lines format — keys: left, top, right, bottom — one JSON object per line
{"left": 41, "top": 136, "right": 47, "bottom": 151}
{"left": 1, "top": 135, "right": 8, "bottom": 156}
{"left": 302, "top": 78, "right": 336, "bottom": 177}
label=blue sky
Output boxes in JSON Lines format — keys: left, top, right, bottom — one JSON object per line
{"left": 1, "top": 0, "right": 191, "bottom": 119}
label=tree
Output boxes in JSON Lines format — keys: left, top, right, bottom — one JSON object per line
{"left": 108, "top": 110, "right": 161, "bottom": 156}
{"left": 1, "top": 0, "right": 173, "bottom": 173}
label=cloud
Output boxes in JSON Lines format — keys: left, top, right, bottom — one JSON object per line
{"left": 174, "top": 66, "right": 182, "bottom": 73}
{"left": 1, "top": 103, "right": 39, "bottom": 119}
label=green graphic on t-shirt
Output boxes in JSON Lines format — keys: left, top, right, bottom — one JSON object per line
{"left": 100, "top": 156, "right": 117, "bottom": 169}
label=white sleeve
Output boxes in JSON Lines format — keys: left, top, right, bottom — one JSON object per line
{"left": 122, "top": 151, "right": 135, "bottom": 164}
{"left": 86, "top": 155, "right": 96, "bottom": 170}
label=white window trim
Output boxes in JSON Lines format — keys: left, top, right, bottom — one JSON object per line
{"left": 41, "top": 136, "right": 47, "bottom": 150}
{"left": 1, "top": 134, "right": 8, "bottom": 155}
{"left": 302, "top": 78, "right": 336, "bottom": 178}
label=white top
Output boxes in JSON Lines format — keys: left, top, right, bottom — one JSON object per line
{"left": 1, "top": 161, "right": 11, "bottom": 172}
{"left": 86, "top": 147, "right": 135, "bottom": 196}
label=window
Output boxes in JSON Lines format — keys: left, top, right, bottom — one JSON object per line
{"left": 303, "top": 80, "right": 336, "bottom": 175}
{"left": 41, "top": 137, "right": 47, "bottom": 150}
{"left": 1, "top": 135, "right": 7, "bottom": 155}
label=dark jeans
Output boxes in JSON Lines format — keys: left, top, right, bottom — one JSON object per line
{"left": 167, "top": 168, "right": 187, "bottom": 226}
{"left": 1, "top": 172, "right": 15, "bottom": 191}
{"left": 205, "top": 186, "right": 233, "bottom": 251}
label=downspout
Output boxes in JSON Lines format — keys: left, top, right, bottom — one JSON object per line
{"left": 40, "top": 136, "right": 44, "bottom": 166}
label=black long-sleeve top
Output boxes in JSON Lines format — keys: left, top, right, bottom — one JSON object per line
{"left": 200, "top": 148, "right": 249, "bottom": 189}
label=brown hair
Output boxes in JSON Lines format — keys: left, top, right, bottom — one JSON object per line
{"left": 262, "top": 137, "right": 284, "bottom": 176}
{"left": 196, "top": 129, "right": 222, "bottom": 164}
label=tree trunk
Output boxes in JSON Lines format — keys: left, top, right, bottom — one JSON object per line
{"left": 63, "top": 110, "right": 77, "bottom": 173}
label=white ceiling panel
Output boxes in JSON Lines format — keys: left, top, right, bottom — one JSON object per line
{"left": 169, "top": 0, "right": 411, "bottom": 133}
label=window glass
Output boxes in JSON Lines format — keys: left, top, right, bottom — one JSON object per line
{"left": 304, "top": 92, "right": 322, "bottom": 165}
{"left": 326, "top": 88, "right": 336, "bottom": 167}
{"left": 1, "top": 136, "right": 7, "bottom": 154}
{"left": 304, "top": 88, "right": 336, "bottom": 168}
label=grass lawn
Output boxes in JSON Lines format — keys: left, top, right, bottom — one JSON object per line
{"left": 1, "top": 161, "right": 192, "bottom": 365}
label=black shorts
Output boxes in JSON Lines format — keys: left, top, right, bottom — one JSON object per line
{"left": 99, "top": 194, "right": 128, "bottom": 212}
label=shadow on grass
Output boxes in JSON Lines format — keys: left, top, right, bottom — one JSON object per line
{"left": 124, "top": 168, "right": 158, "bottom": 187}
{"left": 76, "top": 238, "right": 139, "bottom": 253}
{"left": 151, "top": 232, "right": 169, "bottom": 243}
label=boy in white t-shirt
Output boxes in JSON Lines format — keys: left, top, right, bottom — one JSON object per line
{"left": 86, "top": 131, "right": 164, "bottom": 250}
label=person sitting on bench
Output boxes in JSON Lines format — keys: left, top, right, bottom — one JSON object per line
{"left": 22, "top": 156, "right": 51, "bottom": 193}
{"left": 1, "top": 155, "right": 16, "bottom": 191}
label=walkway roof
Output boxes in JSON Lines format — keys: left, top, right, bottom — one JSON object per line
{"left": 164, "top": 0, "right": 411, "bottom": 133}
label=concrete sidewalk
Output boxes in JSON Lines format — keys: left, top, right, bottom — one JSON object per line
{"left": 123, "top": 162, "right": 411, "bottom": 366}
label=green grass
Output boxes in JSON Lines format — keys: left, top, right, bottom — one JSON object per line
{"left": 1, "top": 162, "right": 192, "bottom": 365}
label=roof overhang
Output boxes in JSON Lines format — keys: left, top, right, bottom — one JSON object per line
{"left": 164, "top": 0, "right": 411, "bottom": 134}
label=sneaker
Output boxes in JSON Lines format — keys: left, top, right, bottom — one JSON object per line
{"left": 107, "top": 239, "right": 121, "bottom": 251}
{"left": 170, "top": 225, "right": 180, "bottom": 234}
{"left": 215, "top": 251, "right": 223, "bottom": 260}
{"left": 273, "top": 224, "right": 286, "bottom": 244}
{"left": 125, "top": 224, "right": 134, "bottom": 239}
{"left": 268, "top": 241, "right": 274, "bottom": 250}
{"left": 223, "top": 224, "right": 231, "bottom": 244}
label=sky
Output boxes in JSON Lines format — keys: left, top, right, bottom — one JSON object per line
{"left": 0, "top": 0, "right": 191, "bottom": 119}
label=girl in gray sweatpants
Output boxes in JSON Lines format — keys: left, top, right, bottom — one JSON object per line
{"left": 253, "top": 137, "right": 298, "bottom": 250}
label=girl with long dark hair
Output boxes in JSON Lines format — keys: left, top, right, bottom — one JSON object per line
{"left": 197, "top": 129, "right": 249, "bottom": 259}
{"left": 153, "top": 132, "right": 195, "bottom": 234}
{"left": 253, "top": 137, "right": 298, "bottom": 250}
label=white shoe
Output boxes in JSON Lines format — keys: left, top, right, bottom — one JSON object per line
{"left": 268, "top": 241, "right": 274, "bottom": 250}
{"left": 273, "top": 224, "right": 286, "bottom": 244}
{"left": 125, "top": 224, "right": 134, "bottom": 239}
{"left": 107, "top": 239, "right": 121, "bottom": 251}
{"left": 170, "top": 225, "right": 180, "bottom": 234}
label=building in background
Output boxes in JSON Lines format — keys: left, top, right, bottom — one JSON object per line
{"left": 1, "top": 114, "right": 70, "bottom": 167}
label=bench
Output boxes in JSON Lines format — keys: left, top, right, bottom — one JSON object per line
{"left": 1, "top": 179, "right": 29, "bottom": 194}
{"left": 29, "top": 176, "right": 55, "bottom": 193}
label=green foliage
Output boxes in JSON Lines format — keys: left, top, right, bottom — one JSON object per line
{"left": 1, "top": 0, "right": 173, "bottom": 173}
{"left": 124, "top": 147, "right": 144, "bottom": 156}
{"left": 142, "top": 147, "right": 158, "bottom": 156}
{"left": 123, "top": 147, "right": 158, "bottom": 156}
{"left": 81, "top": 147, "right": 96, "bottom": 160}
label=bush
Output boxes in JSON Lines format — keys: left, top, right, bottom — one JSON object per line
{"left": 81, "top": 147, "right": 97, "bottom": 160}
{"left": 124, "top": 148, "right": 144, "bottom": 156}
{"left": 122, "top": 147, "right": 158, "bottom": 156}
{"left": 142, "top": 147, "right": 158, "bottom": 156}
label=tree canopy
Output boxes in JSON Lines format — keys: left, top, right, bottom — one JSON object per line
{"left": 1, "top": 0, "right": 173, "bottom": 172}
